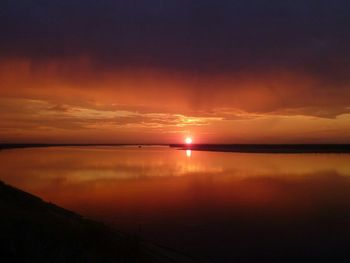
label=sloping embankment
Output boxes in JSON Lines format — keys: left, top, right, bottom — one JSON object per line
{"left": 0, "top": 181, "right": 197, "bottom": 263}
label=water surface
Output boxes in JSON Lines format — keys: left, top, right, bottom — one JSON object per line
{"left": 1, "top": 146, "right": 350, "bottom": 262}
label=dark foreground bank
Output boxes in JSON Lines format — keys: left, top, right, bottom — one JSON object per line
{"left": 0, "top": 181, "right": 195, "bottom": 263}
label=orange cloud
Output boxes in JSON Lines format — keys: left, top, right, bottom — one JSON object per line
{"left": 1, "top": 58, "right": 350, "bottom": 143}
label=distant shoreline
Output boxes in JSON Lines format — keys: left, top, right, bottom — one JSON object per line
{"left": 0, "top": 143, "right": 168, "bottom": 150}
{"left": 170, "top": 144, "right": 350, "bottom": 153}
{"left": 1, "top": 143, "right": 350, "bottom": 153}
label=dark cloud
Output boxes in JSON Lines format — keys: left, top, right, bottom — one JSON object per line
{"left": 1, "top": 0, "right": 350, "bottom": 81}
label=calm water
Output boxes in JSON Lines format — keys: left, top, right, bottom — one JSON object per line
{"left": 1, "top": 146, "right": 350, "bottom": 262}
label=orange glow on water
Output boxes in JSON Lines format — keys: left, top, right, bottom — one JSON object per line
{"left": 1, "top": 147, "right": 350, "bottom": 258}
{"left": 1, "top": 146, "right": 350, "bottom": 218}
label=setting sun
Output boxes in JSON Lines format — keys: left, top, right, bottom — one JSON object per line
{"left": 185, "top": 137, "right": 193, "bottom": 144}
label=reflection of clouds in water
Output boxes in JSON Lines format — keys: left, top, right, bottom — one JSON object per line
{"left": 1, "top": 147, "right": 350, "bottom": 261}
{"left": 1, "top": 148, "right": 350, "bottom": 215}
{"left": 1, "top": 147, "right": 350, "bottom": 187}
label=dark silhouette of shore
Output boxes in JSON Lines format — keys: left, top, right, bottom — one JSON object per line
{"left": 170, "top": 144, "right": 350, "bottom": 153}
{"left": 2, "top": 143, "right": 350, "bottom": 153}
{"left": 0, "top": 181, "right": 196, "bottom": 263}
{"left": 0, "top": 143, "right": 152, "bottom": 150}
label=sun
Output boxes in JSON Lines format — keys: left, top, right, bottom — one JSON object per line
{"left": 185, "top": 137, "right": 193, "bottom": 144}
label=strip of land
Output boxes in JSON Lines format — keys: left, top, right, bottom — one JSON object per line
{"left": 1, "top": 143, "right": 350, "bottom": 153}
{"left": 0, "top": 143, "right": 165, "bottom": 150}
{"left": 170, "top": 144, "right": 350, "bottom": 153}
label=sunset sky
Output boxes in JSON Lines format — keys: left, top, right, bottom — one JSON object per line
{"left": 1, "top": 0, "right": 350, "bottom": 143}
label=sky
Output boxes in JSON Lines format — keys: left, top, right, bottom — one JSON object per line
{"left": 1, "top": 0, "right": 350, "bottom": 144}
